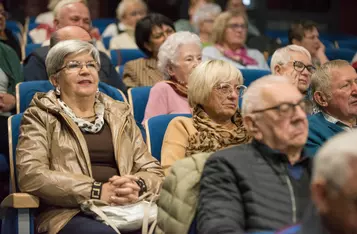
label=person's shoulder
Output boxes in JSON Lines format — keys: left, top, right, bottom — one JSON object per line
{"left": 125, "top": 58, "right": 146, "bottom": 67}
{"left": 152, "top": 81, "right": 172, "bottom": 90}
{"left": 202, "top": 45, "right": 219, "bottom": 53}
{"left": 307, "top": 112, "right": 325, "bottom": 125}
{"left": 208, "top": 143, "right": 255, "bottom": 165}
{"left": 246, "top": 47, "right": 264, "bottom": 56}
{"left": 0, "top": 41, "right": 16, "bottom": 55}
{"left": 24, "top": 46, "right": 49, "bottom": 65}
{"left": 168, "top": 116, "right": 194, "bottom": 133}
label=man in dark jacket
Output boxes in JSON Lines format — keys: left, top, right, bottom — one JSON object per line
{"left": 23, "top": 26, "right": 127, "bottom": 95}
{"left": 278, "top": 130, "right": 357, "bottom": 234}
{"left": 197, "top": 75, "right": 311, "bottom": 233}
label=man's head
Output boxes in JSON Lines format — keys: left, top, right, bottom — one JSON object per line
{"left": 50, "top": 26, "right": 91, "bottom": 48}
{"left": 242, "top": 75, "right": 308, "bottom": 157}
{"left": 53, "top": 0, "right": 91, "bottom": 32}
{"left": 116, "top": 0, "right": 147, "bottom": 29}
{"left": 271, "top": 45, "right": 315, "bottom": 94}
{"left": 311, "top": 130, "right": 357, "bottom": 234}
{"left": 312, "top": 60, "right": 357, "bottom": 125}
{"left": 289, "top": 20, "right": 322, "bottom": 58}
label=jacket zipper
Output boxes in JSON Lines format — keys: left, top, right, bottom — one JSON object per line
{"left": 285, "top": 175, "right": 297, "bottom": 223}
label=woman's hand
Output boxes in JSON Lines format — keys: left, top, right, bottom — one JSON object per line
{"left": 0, "top": 93, "right": 15, "bottom": 112}
{"left": 107, "top": 175, "right": 140, "bottom": 205}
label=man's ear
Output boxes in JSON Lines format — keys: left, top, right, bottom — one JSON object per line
{"left": 313, "top": 91, "right": 329, "bottom": 107}
{"left": 274, "top": 64, "right": 283, "bottom": 75}
{"left": 243, "top": 115, "right": 262, "bottom": 140}
{"left": 311, "top": 179, "right": 331, "bottom": 214}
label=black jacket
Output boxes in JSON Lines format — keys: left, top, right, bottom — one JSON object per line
{"left": 23, "top": 46, "right": 127, "bottom": 96}
{"left": 197, "top": 140, "right": 311, "bottom": 234}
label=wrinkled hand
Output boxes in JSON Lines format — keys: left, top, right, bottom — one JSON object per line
{"left": 0, "top": 93, "right": 15, "bottom": 112}
{"left": 108, "top": 175, "right": 140, "bottom": 205}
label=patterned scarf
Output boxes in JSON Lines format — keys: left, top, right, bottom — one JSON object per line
{"left": 186, "top": 106, "right": 252, "bottom": 156}
{"left": 164, "top": 80, "right": 188, "bottom": 98}
{"left": 58, "top": 98, "right": 105, "bottom": 133}
{"left": 216, "top": 44, "right": 258, "bottom": 66}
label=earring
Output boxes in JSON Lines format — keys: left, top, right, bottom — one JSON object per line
{"left": 55, "top": 86, "right": 61, "bottom": 95}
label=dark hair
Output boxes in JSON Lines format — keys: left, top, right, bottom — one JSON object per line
{"left": 288, "top": 20, "right": 317, "bottom": 44}
{"left": 135, "top": 13, "right": 175, "bottom": 57}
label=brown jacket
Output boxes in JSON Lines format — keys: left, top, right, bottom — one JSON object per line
{"left": 16, "top": 91, "right": 164, "bottom": 234}
{"left": 122, "top": 58, "right": 164, "bottom": 88}
{"left": 161, "top": 117, "right": 197, "bottom": 174}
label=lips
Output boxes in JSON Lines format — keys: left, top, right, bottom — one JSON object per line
{"left": 78, "top": 80, "right": 92, "bottom": 84}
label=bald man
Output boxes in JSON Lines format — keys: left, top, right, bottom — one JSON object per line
{"left": 23, "top": 26, "right": 127, "bottom": 94}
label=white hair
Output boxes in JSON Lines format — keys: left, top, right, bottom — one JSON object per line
{"left": 270, "top": 45, "right": 312, "bottom": 73}
{"left": 157, "top": 31, "right": 202, "bottom": 80}
{"left": 46, "top": 40, "right": 101, "bottom": 77}
{"left": 192, "top": 3, "right": 222, "bottom": 33}
{"left": 313, "top": 130, "right": 357, "bottom": 190}
{"left": 116, "top": 0, "right": 147, "bottom": 20}
{"left": 241, "top": 75, "right": 290, "bottom": 116}
{"left": 53, "top": 0, "right": 87, "bottom": 18}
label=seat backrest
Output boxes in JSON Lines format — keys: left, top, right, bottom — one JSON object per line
{"left": 128, "top": 86, "right": 152, "bottom": 125}
{"left": 25, "top": 43, "right": 42, "bottom": 57}
{"left": 240, "top": 69, "right": 271, "bottom": 87}
{"left": 16, "top": 81, "right": 127, "bottom": 113}
{"left": 110, "top": 49, "right": 146, "bottom": 66}
{"left": 102, "top": 36, "right": 112, "bottom": 50}
{"left": 144, "top": 114, "right": 192, "bottom": 161}
{"left": 325, "top": 48, "right": 355, "bottom": 62}
{"left": 8, "top": 113, "right": 23, "bottom": 193}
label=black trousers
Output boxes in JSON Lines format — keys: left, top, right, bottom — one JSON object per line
{"left": 0, "top": 115, "right": 9, "bottom": 158}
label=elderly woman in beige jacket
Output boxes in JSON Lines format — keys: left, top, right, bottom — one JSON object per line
{"left": 161, "top": 60, "right": 251, "bottom": 173}
{"left": 16, "top": 40, "right": 163, "bottom": 234}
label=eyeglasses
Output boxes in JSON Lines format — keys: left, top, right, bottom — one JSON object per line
{"left": 293, "top": 61, "right": 316, "bottom": 74}
{"left": 151, "top": 28, "right": 175, "bottom": 40}
{"left": 128, "top": 10, "right": 146, "bottom": 17}
{"left": 56, "top": 60, "right": 100, "bottom": 74}
{"left": 215, "top": 83, "right": 247, "bottom": 97}
{"left": 251, "top": 98, "right": 307, "bottom": 117}
{"left": 227, "top": 23, "right": 247, "bottom": 30}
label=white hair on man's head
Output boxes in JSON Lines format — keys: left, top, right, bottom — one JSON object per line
{"left": 241, "top": 75, "right": 290, "bottom": 116}
{"left": 116, "top": 0, "right": 147, "bottom": 20}
{"left": 313, "top": 130, "right": 357, "bottom": 190}
{"left": 192, "top": 3, "right": 222, "bottom": 33}
{"left": 157, "top": 31, "right": 202, "bottom": 80}
{"left": 53, "top": 0, "right": 87, "bottom": 18}
{"left": 270, "top": 45, "right": 312, "bottom": 73}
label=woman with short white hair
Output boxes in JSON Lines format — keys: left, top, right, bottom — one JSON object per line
{"left": 16, "top": 40, "right": 163, "bottom": 234}
{"left": 161, "top": 60, "right": 251, "bottom": 173}
{"left": 105, "top": 0, "right": 148, "bottom": 49}
{"left": 192, "top": 3, "right": 222, "bottom": 46}
{"left": 142, "top": 31, "right": 202, "bottom": 124}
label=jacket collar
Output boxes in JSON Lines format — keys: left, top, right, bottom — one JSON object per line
{"left": 145, "top": 57, "right": 158, "bottom": 69}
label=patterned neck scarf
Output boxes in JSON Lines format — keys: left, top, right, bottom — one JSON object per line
{"left": 164, "top": 80, "right": 188, "bottom": 98}
{"left": 216, "top": 44, "right": 258, "bottom": 66}
{"left": 57, "top": 98, "right": 105, "bottom": 133}
{"left": 186, "top": 106, "right": 252, "bottom": 156}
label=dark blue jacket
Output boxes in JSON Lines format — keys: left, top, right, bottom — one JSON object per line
{"left": 304, "top": 112, "right": 344, "bottom": 157}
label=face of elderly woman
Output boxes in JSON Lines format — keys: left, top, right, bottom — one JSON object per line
{"left": 168, "top": 43, "right": 202, "bottom": 83}
{"left": 203, "top": 79, "right": 240, "bottom": 121}
{"left": 52, "top": 52, "right": 99, "bottom": 99}
{"left": 224, "top": 16, "right": 247, "bottom": 48}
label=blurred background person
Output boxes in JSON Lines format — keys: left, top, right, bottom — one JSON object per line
{"left": 289, "top": 20, "right": 329, "bottom": 67}
{"left": 142, "top": 31, "right": 202, "bottom": 124}
{"left": 192, "top": 3, "right": 221, "bottom": 47}
{"left": 203, "top": 11, "right": 269, "bottom": 70}
{"left": 107, "top": 0, "right": 147, "bottom": 50}
{"left": 122, "top": 13, "right": 175, "bottom": 88}
{"left": 0, "top": 1, "right": 21, "bottom": 59}
{"left": 161, "top": 60, "right": 251, "bottom": 173}
{"left": 16, "top": 40, "right": 163, "bottom": 234}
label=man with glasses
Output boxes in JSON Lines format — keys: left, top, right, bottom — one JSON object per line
{"left": 305, "top": 60, "right": 357, "bottom": 157}
{"left": 23, "top": 26, "right": 127, "bottom": 95}
{"left": 289, "top": 20, "right": 329, "bottom": 67}
{"left": 278, "top": 130, "right": 357, "bottom": 234}
{"left": 197, "top": 75, "right": 311, "bottom": 233}
{"left": 271, "top": 45, "right": 316, "bottom": 96}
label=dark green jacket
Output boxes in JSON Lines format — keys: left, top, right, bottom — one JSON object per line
{"left": 0, "top": 42, "right": 23, "bottom": 95}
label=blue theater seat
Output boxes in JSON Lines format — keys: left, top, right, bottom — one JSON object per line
{"left": 110, "top": 49, "right": 146, "bottom": 66}
{"left": 325, "top": 48, "right": 355, "bottom": 62}
{"left": 240, "top": 69, "right": 271, "bottom": 87}
{"left": 25, "top": 43, "right": 42, "bottom": 58}
{"left": 128, "top": 86, "right": 152, "bottom": 125}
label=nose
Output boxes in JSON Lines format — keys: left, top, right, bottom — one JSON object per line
{"left": 79, "top": 64, "right": 91, "bottom": 74}
{"left": 292, "top": 103, "right": 307, "bottom": 121}
{"left": 351, "top": 82, "right": 357, "bottom": 95}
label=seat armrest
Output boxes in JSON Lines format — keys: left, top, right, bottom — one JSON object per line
{"left": 1, "top": 193, "right": 40, "bottom": 208}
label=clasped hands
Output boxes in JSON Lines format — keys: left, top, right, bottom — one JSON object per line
{"left": 101, "top": 175, "right": 141, "bottom": 206}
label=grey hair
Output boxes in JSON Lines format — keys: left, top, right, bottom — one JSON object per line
{"left": 46, "top": 40, "right": 101, "bottom": 77}
{"left": 313, "top": 130, "right": 357, "bottom": 191}
{"left": 270, "top": 45, "right": 312, "bottom": 73}
{"left": 241, "top": 75, "right": 291, "bottom": 116}
{"left": 54, "top": 0, "right": 87, "bottom": 18}
{"left": 157, "top": 31, "right": 202, "bottom": 80}
{"left": 311, "top": 60, "right": 350, "bottom": 109}
{"left": 192, "top": 3, "right": 222, "bottom": 33}
{"left": 116, "top": 0, "right": 147, "bottom": 20}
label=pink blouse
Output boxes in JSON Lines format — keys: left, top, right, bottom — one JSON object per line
{"left": 142, "top": 81, "right": 191, "bottom": 124}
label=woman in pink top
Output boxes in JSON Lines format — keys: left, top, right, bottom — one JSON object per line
{"left": 142, "top": 31, "right": 202, "bottom": 123}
